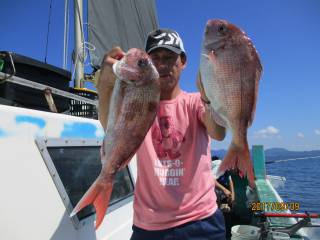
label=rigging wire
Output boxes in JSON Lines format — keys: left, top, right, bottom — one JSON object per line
{"left": 63, "top": 0, "right": 70, "bottom": 69}
{"left": 71, "top": 41, "right": 95, "bottom": 81}
{"left": 45, "top": 0, "right": 53, "bottom": 63}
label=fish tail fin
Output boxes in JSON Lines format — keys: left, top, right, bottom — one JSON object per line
{"left": 219, "top": 139, "right": 255, "bottom": 188}
{"left": 70, "top": 177, "right": 114, "bottom": 229}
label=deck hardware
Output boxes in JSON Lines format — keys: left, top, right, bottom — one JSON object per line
{"left": 44, "top": 88, "right": 58, "bottom": 113}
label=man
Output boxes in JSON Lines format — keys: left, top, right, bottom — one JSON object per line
{"left": 212, "top": 158, "right": 235, "bottom": 211}
{"left": 212, "top": 157, "right": 235, "bottom": 239}
{"left": 98, "top": 28, "right": 226, "bottom": 240}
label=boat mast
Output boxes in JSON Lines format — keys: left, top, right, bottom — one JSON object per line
{"left": 74, "top": 0, "right": 84, "bottom": 88}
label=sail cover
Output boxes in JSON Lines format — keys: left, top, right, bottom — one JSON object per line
{"left": 88, "top": 0, "right": 159, "bottom": 68}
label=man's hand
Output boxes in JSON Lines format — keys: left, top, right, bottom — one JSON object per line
{"left": 223, "top": 188, "right": 232, "bottom": 198}
{"left": 96, "top": 47, "right": 125, "bottom": 89}
{"left": 97, "top": 47, "right": 125, "bottom": 130}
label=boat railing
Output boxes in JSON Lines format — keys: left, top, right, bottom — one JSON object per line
{"left": 254, "top": 212, "right": 320, "bottom": 239}
{"left": 0, "top": 72, "right": 98, "bottom": 107}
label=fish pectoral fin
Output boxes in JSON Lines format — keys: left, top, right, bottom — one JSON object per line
{"left": 210, "top": 108, "right": 228, "bottom": 128}
{"left": 70, "top": 177, "right": 114, "bottom": 230}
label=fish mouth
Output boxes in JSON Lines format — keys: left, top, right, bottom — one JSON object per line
{"left": 201, "top": 53, "right": 210, "bottom": 60}
{"left": 159, "top": 71, "right": 171, "bottom": 78}
{"left": 201, "top": 53, "right": 215, "bottom": 64}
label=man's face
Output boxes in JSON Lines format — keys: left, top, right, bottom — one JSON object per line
{"left": 149, "top": 48, "right": 186, "bottom": 94}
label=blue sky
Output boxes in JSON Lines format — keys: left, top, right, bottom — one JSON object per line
{"left": 1, "top": 0, "right": 320, "bottom": 151}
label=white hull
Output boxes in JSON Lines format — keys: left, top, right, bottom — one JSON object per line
{"left": 0, "top": 105, "right": 136, "bottom": 240}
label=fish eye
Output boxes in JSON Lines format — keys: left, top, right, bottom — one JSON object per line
{"left": 137, "top": 58, "right": 149, "bottom": 68}
{"left": 127, "top": 79, "right": 138, "bottom": 85}
{"left": 218, "top": 25, "right": 227, "bottom": 33}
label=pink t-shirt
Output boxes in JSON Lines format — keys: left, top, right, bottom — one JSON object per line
{"left": 133, "top": 91, "right": 217, "bottom": 230}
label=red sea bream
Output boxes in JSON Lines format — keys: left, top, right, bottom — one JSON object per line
{"left": 199, "top": 19, "right": 263, "bottom": 187}
{"left": 71, "top": 48, "right": 160, "bottom": 229}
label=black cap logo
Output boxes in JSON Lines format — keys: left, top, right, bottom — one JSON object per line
{"left": 146, "top": 29, "right": 186, "bottom": 55}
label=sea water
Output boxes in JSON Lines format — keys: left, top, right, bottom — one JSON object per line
{"left": 266, "top": 156, "right": 320, "bottom": 214}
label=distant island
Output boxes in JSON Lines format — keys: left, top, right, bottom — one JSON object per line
{"left": 211, "top": 148, "right": 320, "bottom": 162}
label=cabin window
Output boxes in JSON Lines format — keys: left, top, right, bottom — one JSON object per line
{"left": 36, "top": 138, "right": 134, "bottom": 223}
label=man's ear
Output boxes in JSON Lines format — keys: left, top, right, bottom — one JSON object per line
{"left": 180, "top": 54, "right": 187, "bottom": 68}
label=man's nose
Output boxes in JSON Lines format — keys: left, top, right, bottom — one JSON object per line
{"left": 157, "top": 62, "right": 167, "bottom": 71}
{"left": 156, "top": 59, "right": 169, "bottom": 69}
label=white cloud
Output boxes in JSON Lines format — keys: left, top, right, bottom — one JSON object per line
{"left": 315, "top": 129, "right": 320, "bottom": 135}
{"left": 253, "top": 126, "right": 280, "bottom": 139}
{"left": 297, "top": 132, "right": 305, "bottom": 138}
{"left": 258, "top": 126, "right": 279, "bottom": 135}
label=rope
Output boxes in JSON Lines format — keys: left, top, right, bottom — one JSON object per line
{"left": 71, "top": 41, "right": 96, "bottom": 81}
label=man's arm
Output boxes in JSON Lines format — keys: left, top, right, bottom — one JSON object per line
{"left": 214, "top": 179, "right": 231, "bottom": 198}
{"left": 96, "top": 47, "right": 125, "bottom": 130}
{"left": 196, "top": 72, "right": 226, "bottom": 141}
{"left": 229, "top": 176, "right": 235, "bottom": 202}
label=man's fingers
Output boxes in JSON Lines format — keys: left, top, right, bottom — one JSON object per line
{"left": 109, "top": 47, "right": 125, "bottom": 58}
{"left": 106, "top": 57, "right": 118, "bottom": 66}
{"left": 103, "top": 47, "right": 125, "bottom": 67}
{"left": 114, "top": 52, "right": 125, "bottom": 61}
